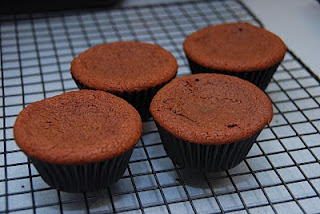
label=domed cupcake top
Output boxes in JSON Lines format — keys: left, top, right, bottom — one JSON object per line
{"left": 150, "top": 73, "right": 273, "bottom": 144}
{"left": 14, "top": 90, "right": 142, "bottom": 164}
{"left": 183, "top": 22, "right": 286, "bottom": 72}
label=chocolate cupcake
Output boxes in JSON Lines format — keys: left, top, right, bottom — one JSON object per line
{"left": 150, "top": 73, "right": 273, "bottom": 172}
{"left": 183, "top": 22, "right": 286, "bottom": 90}
{"left": 71, "top": 41, "right": 178, "bottom": 121}
{"left": 14, "top": 90, "right": 142, "bottom": 192}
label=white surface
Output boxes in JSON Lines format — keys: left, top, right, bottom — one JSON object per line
{"left": 243, "top": 0, "right": 320, "bottom": 78}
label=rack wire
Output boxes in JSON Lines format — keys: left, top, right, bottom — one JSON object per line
{"left": 1, "top": 0, "right": 320, "bottom": 213}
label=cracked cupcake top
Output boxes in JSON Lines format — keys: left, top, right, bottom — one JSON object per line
{"left": 14, "top": 90, "right": 142, "bottom": 164}
{"left": 150, "top": 73, "right": 273, "bottom": 144}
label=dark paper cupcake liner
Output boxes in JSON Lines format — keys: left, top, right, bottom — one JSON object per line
{"left": 31, "top": 149, "right": 133, "bottom": 193}
{"left": 156, "top": 122, "right": 260, "bottom": 172}
{"left": 72, "top": 75, "right": 172, "bottom": 121}
{"left": 187, "top": 57, "right": 280, "bottom": 91}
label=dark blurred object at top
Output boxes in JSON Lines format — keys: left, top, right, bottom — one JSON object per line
{"left": 0, "top": 0, "right": 121, "bottom": 14}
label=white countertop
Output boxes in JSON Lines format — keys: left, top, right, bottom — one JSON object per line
{"left": 244, "top": 0, "right": 320, "bottom": 78}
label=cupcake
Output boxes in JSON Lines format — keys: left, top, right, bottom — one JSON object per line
{"left": 150, "top": 73, "right": 273, "bottom": 172}
{"left": 14, "top": 90, "right": 142, "bottom": 192}
{"left": 71, "top": 41, "right": 178, "bottom": 121}
{"left": 183, "top": 22, "right": 286, "bottom": 90}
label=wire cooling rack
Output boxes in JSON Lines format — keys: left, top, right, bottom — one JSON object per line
{"left": 1, "top": 0, "right": 320, "bottom": 213}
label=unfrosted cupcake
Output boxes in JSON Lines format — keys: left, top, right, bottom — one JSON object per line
{"left": 150, "top": 73, "right": 273, "bottom": 172}
{"left": 71, "top": 41, "right": 178, "bottom": 121}
{"left": 14, "top": 90, "right": 142, "bottom": 192}
{"left": 183, "top": 22, "right": 286, "bottom": 90}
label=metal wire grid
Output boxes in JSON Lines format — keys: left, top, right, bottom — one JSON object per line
{"left": 0, "top": 0, "right": 320, "bottom": 213}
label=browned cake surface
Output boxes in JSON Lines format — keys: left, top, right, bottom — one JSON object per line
{"left": 71, "top": 41, "right": 178, "bottom": 93}
{"left": 14, "top": 90, "right": 142, "bottom": 164}
{"left": 183, "top": 22, "right": 286, "bottom": 72}
{"left": 150, "top": 73, "right": 273, "bottom": 144}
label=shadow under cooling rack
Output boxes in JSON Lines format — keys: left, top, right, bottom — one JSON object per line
{"left": 1, "top": 0, "right": 320, "bottom": 213}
